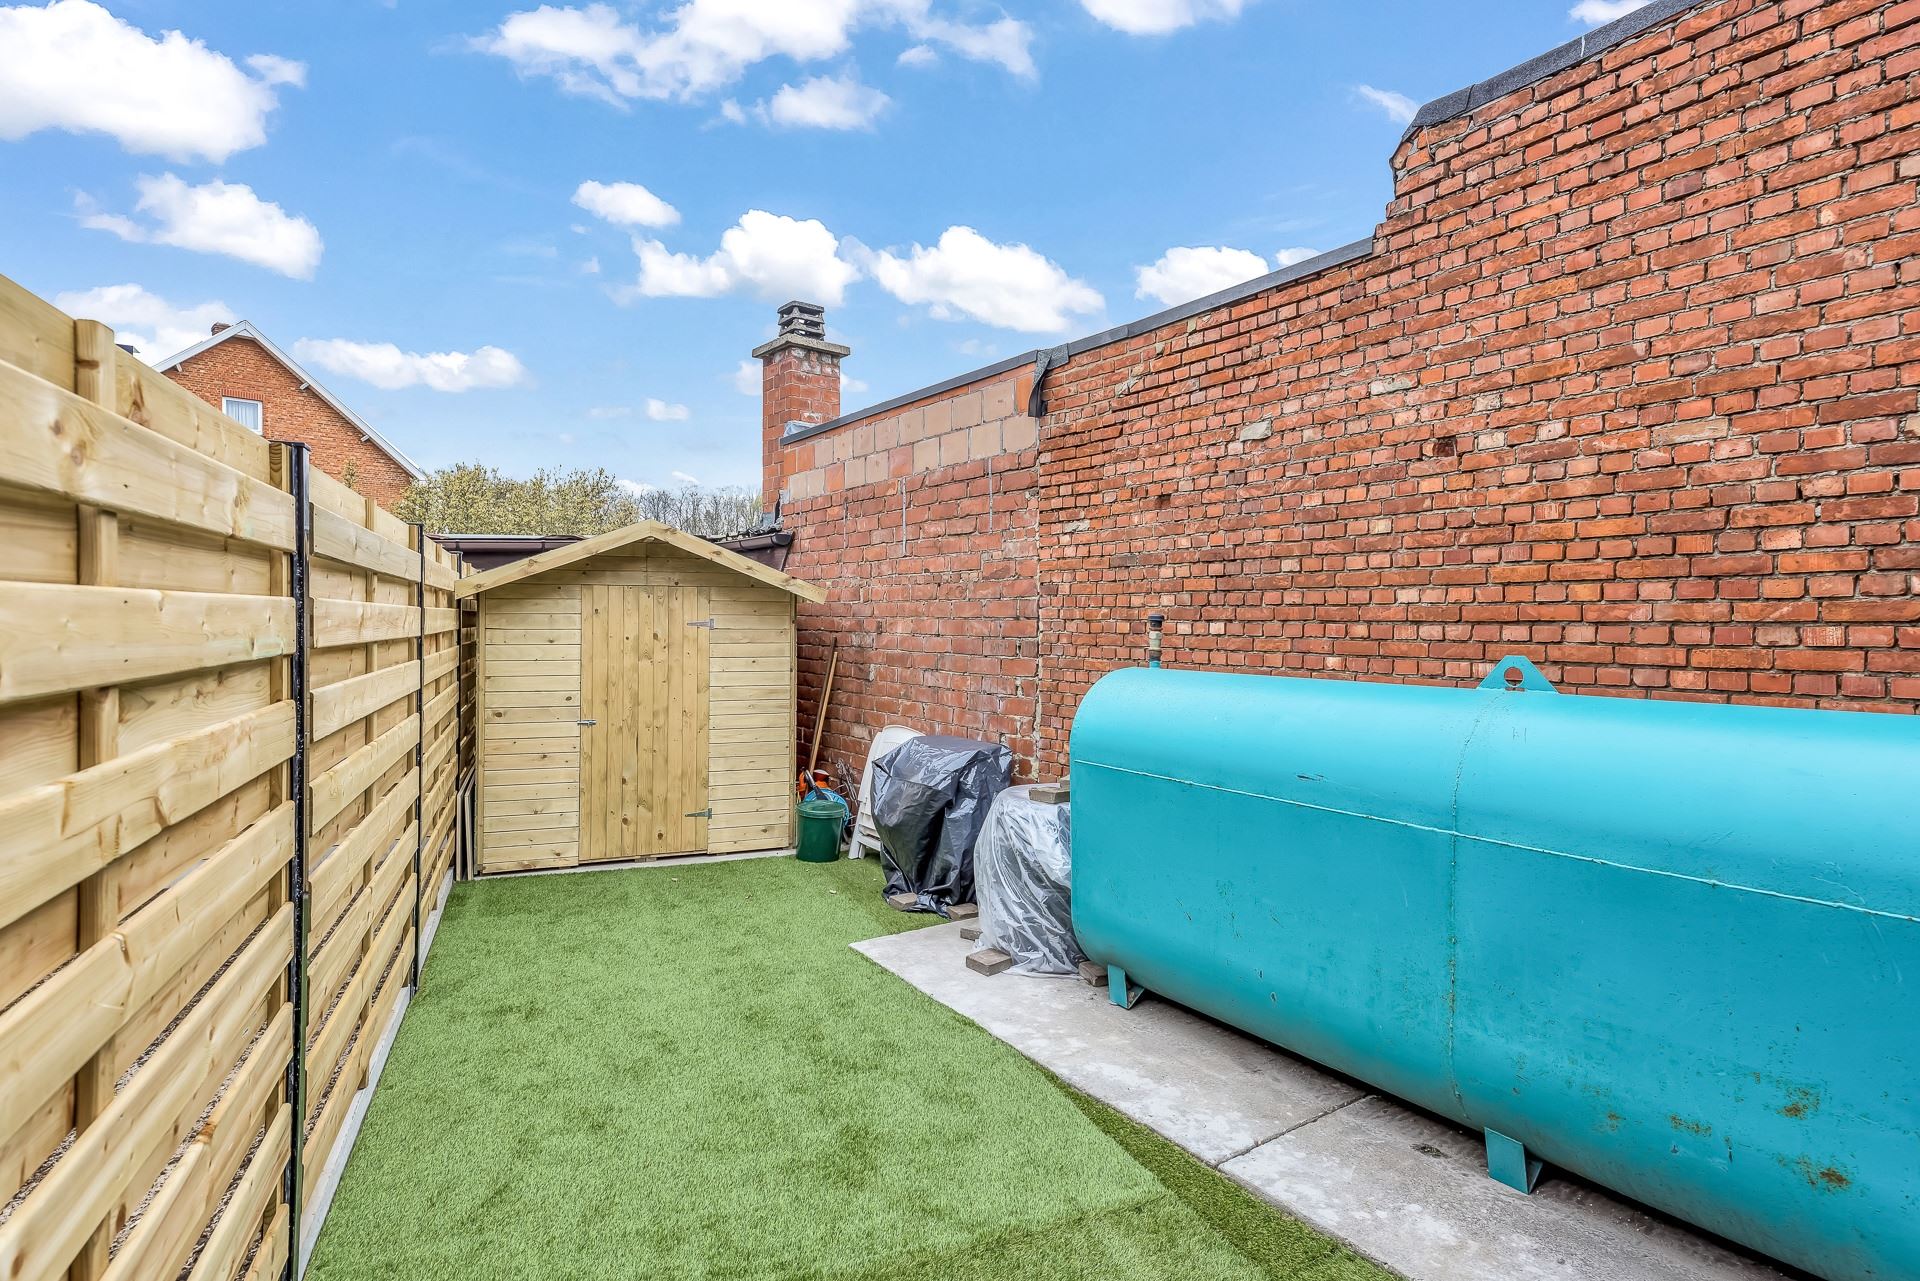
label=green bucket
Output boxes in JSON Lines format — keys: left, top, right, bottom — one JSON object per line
{"left": 796, "top": 796, "right": 846, "bottom": 863}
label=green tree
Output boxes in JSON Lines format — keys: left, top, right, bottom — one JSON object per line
{"left": 394, "top": 464, "right": 762, "bottom": 538}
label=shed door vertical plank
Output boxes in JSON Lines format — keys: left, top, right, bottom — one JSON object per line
{"left": 649, "top": 587, "right": 673, "bottom": 854}
{"left": 580, "top": 585, "right": 607, "bottom": 863}
{"left": 618, "top": 585, "right": 641, "bottom": 862}
{"left": 685, "top": 587, "right": 711, "bottom": 854}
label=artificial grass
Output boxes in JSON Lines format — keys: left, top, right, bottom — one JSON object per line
{"left": 307, "top": 855, "right": 1390, "bottom": 1281}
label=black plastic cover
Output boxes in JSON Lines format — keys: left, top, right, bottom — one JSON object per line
{"left": 871, "top": 734, "right": 1013, "bottom": 914}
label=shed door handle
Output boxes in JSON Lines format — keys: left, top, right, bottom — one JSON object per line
{"left": 577, "top": 719, "right": 597, "bottom": 726}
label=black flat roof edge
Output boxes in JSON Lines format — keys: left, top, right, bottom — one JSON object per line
{"left": 783, "top": 239, "right": 1373, "bottom": 447}
{"left": 1400, "top": 0, "right": 1709, "bottom": 142}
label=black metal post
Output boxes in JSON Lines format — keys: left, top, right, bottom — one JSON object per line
{"left": 411, "top": 523, "right": 425, "bottom": 988}
{"left": 283, "top": 443, "right": 312, "bottom": 1280}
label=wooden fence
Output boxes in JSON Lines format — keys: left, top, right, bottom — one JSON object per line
{"left": 0, "top": 272, "right": 461, "bottom": 1281}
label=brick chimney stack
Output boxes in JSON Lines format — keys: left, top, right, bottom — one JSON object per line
{"left": 752, "top": 301, "right": 849, "bottom": 515}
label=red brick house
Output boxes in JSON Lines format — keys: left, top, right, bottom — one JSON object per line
{"left": 157, "top": 321, "right": 424, "bottom": 509}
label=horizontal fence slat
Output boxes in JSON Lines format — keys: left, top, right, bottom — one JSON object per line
{"left": 113, "top": 360, "right": 273, "bottom": 484}
{"left": 0, "top": 905, "right": 291, "bottom": 1281}
{"left": 308, "top": 767, "right": 417, "bottom": 932}
{"left": 187, "top": 1100, "right": 289, "bottom": 1281}
{"left": 0, "top": 803, "right": 293, "bottom": 1146}
{"left": 310, "top": 659, "right": 420, "bottom": 743}
{"left": 307, "top": 865, "right": 412, "bottom": 1084}
{"left": 423, "top": 645, "right": 457, "bottom": 685}
{"left": 0, "top": 704, "right": 294, "bottom": 933}
{"left": 0, "top": 357, "right": 294, "bottom": 549}
{"left": 241, "top": 1204, "right": 290, "bottom": 1281}
{"left": 311, "top": 599, "right": 421, "bottom": 649}
{"left": 423, "top": 607, "right": 457, "bottom": 636}
{"left": 308, "top": 713, "right": 419, "bottom": 835}
{"left": 0, "top": 582, "right": 294, "bottom": 705}
{"left": 310, "top": 507, "right": 416, "bottom": 582}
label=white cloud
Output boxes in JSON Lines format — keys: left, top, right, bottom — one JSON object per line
{"left": 82, "top": 174, "right": 323, "bottom": 279}
{"left": 733, "top": 359, "right": 759, "bottom": 395}
{"left": 631, "top": 209, "right": 859, "bottom": 305}
{"left": 0, "top": 0, "right": 303, "bottom": 161}
{"left": 904, "top": 9, "right": 1033, "bottom": 76}
{"left": 51, "top": 283, "right": 233, "bottom": 363}
{"left": 1570, "top": 0, "right": 1649, "bottom": 24}
{"left": 293, "top": 338, "right": 529, "bottom": 392}
{"left": 618, "top": 477, "right": 656, "bottom": 495}
{"left": 1355, "top": 84, "right": 1418, "bottom": 125}
{"left": 472, "top": 1, "right": 1032, "bottom": 106}
{"left": 717, "top": 97, "right": 748, "bottom": 124}
{"left": 573, "top": 179, "right": 679, "bottom": 227}
{"left": 897, "top": 43, "right": 938, "bottom": 68}
{"left": 670, "top": 469, "right": 701, "bottom": 485}
{"left": 1274, "top": 246, "right": 1320, "bottom": 268}
{"left": 1080, "top": 0, "right": 1246, "bottom": 36}
{"left": 841, "top": 372, "right": 869, "bottom": 397}
{"left": 867, "top": 226, "right": 1103, "bottom": 333}
{"left": 645, "top": 397, "right": 691, "bottom": 420}
{"left": 765, "top": 74, "right": 889, "bottom": 130}
{"left": 1134, "top": 246, "right": 1268, "bottom": 306}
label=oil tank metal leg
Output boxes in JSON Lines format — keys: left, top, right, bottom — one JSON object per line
{"left": 1484, "top": 1129, "right": 1543, "bottom": 1193}
{"left": 1106, "top": 965, "right": 1144, "bottom": 1009}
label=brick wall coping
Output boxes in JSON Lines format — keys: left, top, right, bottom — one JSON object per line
{"left": 784, "top": 238, "right": 1374, "bottom": 449}
{"left": 1403, "top": 0, "right": 1707, "bottom": 138}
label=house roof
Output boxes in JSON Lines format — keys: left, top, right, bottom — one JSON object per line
{"left": 454, "top": 520, "right": 827, "bottom": 603}
{"left": 153, "top": 321, "right": 426, "bottom": 480}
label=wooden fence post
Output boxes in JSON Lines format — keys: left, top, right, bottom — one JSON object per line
{"left": 68, "top": 317, "right": 121, "bottom": 1281}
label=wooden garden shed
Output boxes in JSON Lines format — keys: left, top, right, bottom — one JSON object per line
{"left": 455, "top": 521, "right": 825, "bottom": 874}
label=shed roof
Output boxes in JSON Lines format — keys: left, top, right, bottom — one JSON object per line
{"left": 453, "top": 520, "right": 826, "bottom": 603}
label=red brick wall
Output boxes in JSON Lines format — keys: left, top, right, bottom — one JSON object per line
{"left": 166, "top": 335, "right": 417, "bottom": 510}
{"left": 778, "top": 0, "right": 1920, "bottom": 784}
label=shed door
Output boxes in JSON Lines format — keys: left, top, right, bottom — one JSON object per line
{"left": 579, "top": 585, "right": 710, "bottom": 860}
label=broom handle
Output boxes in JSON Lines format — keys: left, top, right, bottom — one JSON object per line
{"left": 805, "top": 642, "right": 839, "bottom": 779}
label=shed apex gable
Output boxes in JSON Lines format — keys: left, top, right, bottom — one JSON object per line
{"left": 454, "top": 520, "right": 827, "bottom": 603}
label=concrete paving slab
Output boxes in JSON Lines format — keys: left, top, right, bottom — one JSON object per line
{"left": 854, "top": 921, "right": 1364, "bottom": 1163}
{"left": 854, "top": 921, "right": 1795, "bottom": 1281}
{"left": 1223, "top": 1096, "right": 1789, "bottom": 1281}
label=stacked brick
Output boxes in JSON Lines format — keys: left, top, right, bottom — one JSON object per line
{"left": 775, "top": 0, "right": 1920, "bottom": 783}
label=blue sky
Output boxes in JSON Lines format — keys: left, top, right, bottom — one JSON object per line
{"left": 0, "top": 0, "right": 1648, "bottom": 492}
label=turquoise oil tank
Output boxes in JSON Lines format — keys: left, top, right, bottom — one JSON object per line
{"left": 1070, "top": 658, "right": 1919, "bottom": 1281}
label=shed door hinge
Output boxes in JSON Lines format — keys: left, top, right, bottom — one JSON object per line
{"left": 684, "top": 807, "right": 712, "bottom": 819}
{"left": 687, "top": 618, "right": 715, "bottom": 629}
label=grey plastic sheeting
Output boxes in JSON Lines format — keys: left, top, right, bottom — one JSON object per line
{"left": 975, "top": 787, "right": 1082, "bottom": 975}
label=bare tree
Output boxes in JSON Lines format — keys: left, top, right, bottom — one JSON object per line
{"left": 395, "top": 464, "right": 762, "bottom": 538}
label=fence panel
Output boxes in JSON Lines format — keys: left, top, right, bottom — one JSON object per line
{"left": 0, "top": 273, "right": 296, "bottom": 1281}
{"left": 0, "top": 272, "right": 470, "bottom": 1280}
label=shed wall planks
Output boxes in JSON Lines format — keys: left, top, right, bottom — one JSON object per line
{"left": 473, "top": 539, "right": 798, "bottom": 871}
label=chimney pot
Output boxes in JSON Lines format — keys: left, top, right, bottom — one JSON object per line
{"left": 754, "top": 302, "right": 850, "bottom": 513}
